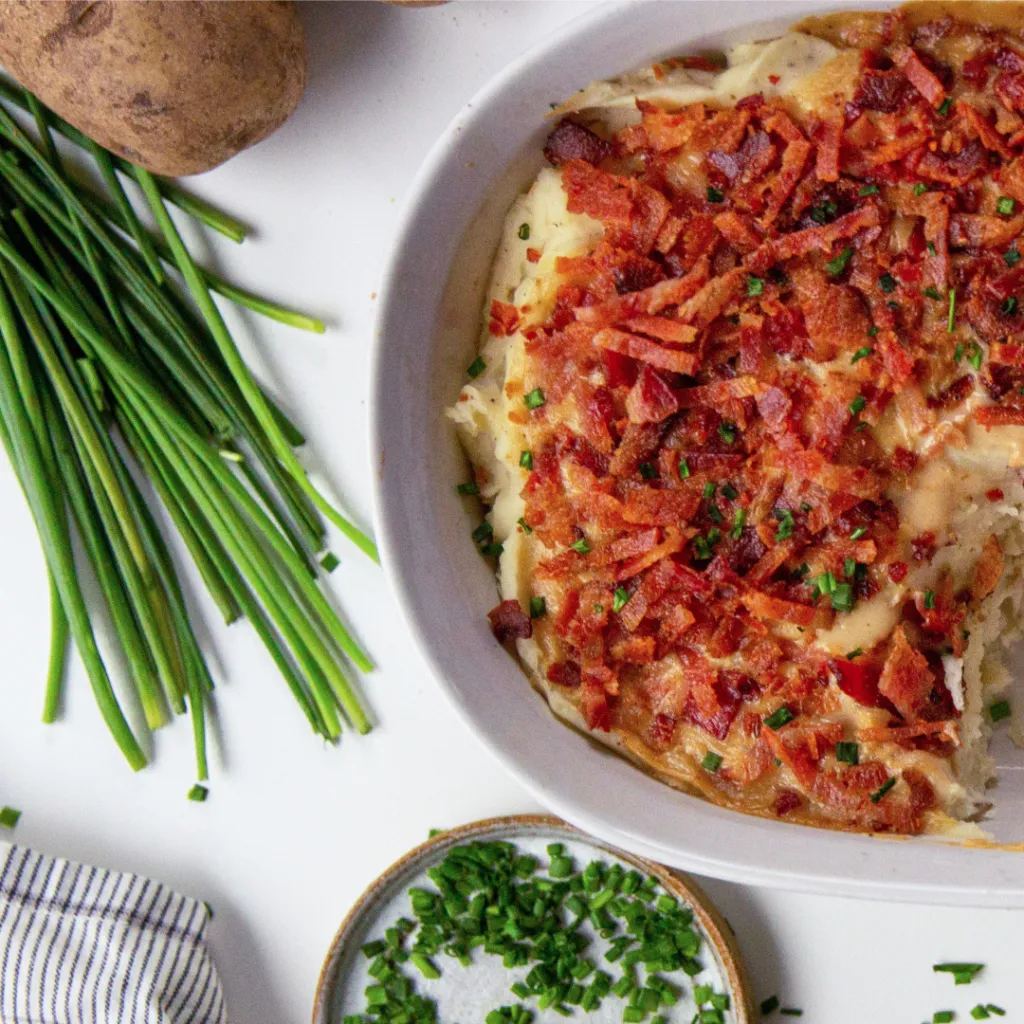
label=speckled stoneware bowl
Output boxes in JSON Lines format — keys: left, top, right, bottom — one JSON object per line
{"left": 313, "top": 814, "right": 753, "bottom": 1024}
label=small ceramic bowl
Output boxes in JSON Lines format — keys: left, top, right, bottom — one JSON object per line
{"left": 313, "top": 814, "right": 753, "bottom": 1024}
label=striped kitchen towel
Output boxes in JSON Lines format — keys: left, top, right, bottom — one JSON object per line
{"left": 0, "top": 843, "right": 227, "bottom": 1023}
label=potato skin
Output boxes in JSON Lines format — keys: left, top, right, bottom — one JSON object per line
{"left": 0, "top": 1, "right": 306, "bottom": 176}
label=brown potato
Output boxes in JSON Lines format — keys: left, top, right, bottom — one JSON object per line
{"left": 0, "top": 0, "right": 306, "bottom": 176}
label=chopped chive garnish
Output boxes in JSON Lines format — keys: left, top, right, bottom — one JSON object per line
{"left": 914, "top": 183, "right": 929, "bottom": 195}
{"left": 519, "top": 450, "right": 533, "bottom": 470}
{"left": 518, "top": 517, "right": 533, "bottom": 535}
{"left": 858, "top": 184, "right": 879, "bottom": 196}
{"left": 524, "top": 388, "right": 546, "bottom": 410}
{"left": 701, "top": 751, "right": 723, "bottom": 772}
{"left": 761, "top": 996, "right": 780, "bottom": 1015}
{"left": 922, "top": 286, "right": 942, "bottom": 300}
{"left": 971, "top": 1007, "right": 991, "bottom": 1020}
{"left": 780, "top": 1010, "right": 803, "bottom": 1018}
{"left": 1006, "top": 247, "right": 1021, "bottom": 267}
{"left": 848, "top": 395, "right": 866, "bottom": 417}
{"left": 938, "top": 97, "right": 953, "bottom": 116}
{"left": 933, "top": 1014, "right": 954, "bottom": 1023}
{"left": 850, "top": 525, "right": 867, "bottom": 540}
{"left": 867, "top": 326, "right": 880, "bottom": 337}
{"left": 967, "top": 342, "right": 983, "bottom": 371}
{"left": 518, "top": 223, "right": 531, "bottom": 240}
{"left": 844, "top": 557, "right": 856, "bottom": 578}
{"left": 927, "top": 241, "right": 938, "bottom": 256}
{"left": 530, "top": 596, "right": 546, "bottom": 619}
{"left": 472, "top": 522, "right": 493, "bottom": 544}
{"left": 746, "top": 276, "right": 765, "bottom": 297}
{"left": 851, "top": 347, "right": 872, "bottom": 364}
{"left": 731, "top": 508, "right": 746, "bottom": 540}
{"left": 1003, "top": 296, "right": 1018, "bottom": 316}
{"left": 948, "top": 288, "right": 957, "bottom": 333}
{"left": 954, "top": 342, "right": 965, "bottom": 363}
{"left": 612, "top": 587, "right": 631, "bottom": 614}
{"left": 835, "top": 741, "right": 859, "bottom": 765}
{"left": 187, "top": 785, "right": 207, "bottom": 803}
{"left": 320, "top": 552, "right": 340, "bottom": 573}
{"left": 570, "top": 537, "right": 590, "bottom": 555}
{"left": 830, "top": 583, "right": 855, "bottom": 613}
{"left": 826, "top": 246, "right": 854, "bottom": 276}
{"left": 468, "top": 356, "right": 487, "bottom": 378}
{"left": 924, "top": 589, "right": 936, "bottom": 610}
{"left": 870, "top": 776, "right": 897, "bottom": 803}
{"left": 480, "top": 542, "right": 504, "bottom": 558}
{"left": 707, "top": 504, "right": 724, "bottom": 523}
{"left": 878, "top": 273, "right": 897, "bottom": 293}
{"left": 639, "top": 461, "right": 658, "bottom": 480}
{"left": 846, "top": 647, "right": 863, "bottom": 659}
{"left": 678, "top": 458, "right": 690, "bottom": 479}
{"left": 998, "top": 196, "right": 1016, "bottom": 216}
{"left": 764, "top": 707, "right": 794, "bottom": 731}
{"left": 706, "top": 186, "right": 724, "bottom": 203}
{"left": 411, "top": 954, "right": 440, "bottom": 979}
{"left": 457, "top": 481, "right": 480, "bottom": 496}
{"left": 721, "top": 483, "right": 738, "bottom": 500}
{"left": 703, "top": 482, "right": 716, "bottom": 499}
{"left": 934, "top": 963, "right": 984, "bottom": 984}
{"left": 774, "top": 508, "right": 794, "bottom": 542}
{"left": 987, "top": 1006, "right": 1006, "bottom": 1016}
{"left": 990, "top": 700, "right": 1011, "bottom": 723}
{"left": 810, "top": 200, "right": 838, "bottom": 224}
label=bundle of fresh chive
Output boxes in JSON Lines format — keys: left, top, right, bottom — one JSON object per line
{"left": 0, "top": 77, "right": 377, "bottom": 789}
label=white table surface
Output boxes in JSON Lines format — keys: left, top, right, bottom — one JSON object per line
{"left": 0, "top": 3, "right": 1022, "bottom": 1022}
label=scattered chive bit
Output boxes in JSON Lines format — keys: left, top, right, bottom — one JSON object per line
{"left": 844, "top": 557, "right": 857, "bottom": 578}
{"left": 938, "top": 97, "right": 953, "bottom": 116}
{"left": 987, "top": 1006, "right": 1006, "bottom": 1016}
{"left": 612, "top": 587, "right": 631, "bottom": 614}
{"left": 955, "top": 342, "right": 965, "bottom": 363}
{"left": 731, "top": 509, "right": 746, "bottom": 540}
{"left": 971, "top": 1007, "right": 991, "bottom": 1020}
{"left": 457, "top": 481, "right": 480, "bottom": 496}
{"left": 639, "top": 461, "right": 658, "bottom": 480}
{"left": 846, "top": 647, "right": 863, "bottom": 659}
{"left": 870, "top": 776, "right": 897, "bottom": 803}
{"left": 948, "top": 288, "right": 957, "bottom": 333}
{"left": 967, "top": 342, "right": 984, "bottom": 371}
{"left": 810, "top": 200, "right": 838, "bottom": 224}
{"left": 721, "top": 483, "right": 739, "bottom": 500}
{"left": 923, "top": 286, "right": 942, "bottom": 300}
{"left": 701, "top": 750, "right": 723, "bottom": 772}
{"left": 529, "top": 597, "right": 546, "bottom": 619}
{"left": 848, "top": 395, "right": 866, "bottom": 417}
{"left": 524, "top": 388, "right": 546, "bottom": 410}
{"left": 427, "top": 828, "right": 447, "bottom": 838}
{"left": 0, "top": 807, "right": 20, "bottom": 829}
{"left": 928, "top": 241, "right": 938, "bottom": 255}
{"left": 878, "top": 273, "right": 897, "bottom": 293}
{"left": 851, "top": 346, "right": 872, "bottom": 364}
{"left": 989, "top": 700, "right": 1011, "bottom": 723}
{"left": 915, "top": 183, "right": 930, "bottom": 196}
{"left": 924, "top": 589, "right": 936, "bottom": 610}
{"left": 761, "top": 996, "right": 780, "bottom": 1015}
{"left": 764, "top": 706, "right": 794, "bottom": 731}
{"left": 830, "top": 583, "right": 855, "bottom": 613}
{"left": 518, "top": 517, "right": 533, "bottom": 535}
{"left": 933, "top": 1013, "right": 954, "bottom": 1023}
{"left": 1002, "top": 296, "right": 1018, "bottom": 316}
{"left": 320, "top": 552, "right": 340, "bottom": 573}
{"left": 867, "top": 325, "right": 881, "bottom": 336}
{"left": 998, "top": 196, "right": 1017, "bottom": 216}
{"left": 481, "top": 542, "right": 504, "bottom": 558}
{"left": 774, "top": 507, "right": 794, "bottom": 542}
{"left": 746, "top": 276, "right": 765, "bottom": 297}
{"left": 467, "top": 356, "right": 487, "bottom": 378}
{"left": 571, "top": 537, "right": 590, "bottom": 555}
{"left": 706, "top": 186, "right": 724, "bottom": 203}
{"left": 518, "top": 223, "right": 531, "bottom": 241}
{"left": 835, "top": 741, "right": 859, "bottom": 765}
{"left": 703, "top": 482, "right": 716, "bottom": 500}
{"left": 472, "top": 521, "right": 494, "bottom": 544}
{"left": 187, "top": 785, "right": 207, "bottom": 803}
{"left": 825, "top": 246, "right": 854, "bottom": 277}
{"left": 780, "top": 1010, "right": 803, "bottom": 1018}
{"left": 850, "top": 525, "right": 867, "bottom": 540}
{"left": 678, "top": 457, "right": 691, "bottom": 480}
{"left": 1005, "top": 247, "right": 1021, "bottom": 267}
{"left": 934, "top": 963, "right": 985, "bottom": 985}
{"left": 858, "top": 184, "right": 880, "bottom": 196}
{"left": 815, "top": 571, "right": 837, "bottom": 596}
{"left": 519, "top": 450, "right": 533, "bottom": 470}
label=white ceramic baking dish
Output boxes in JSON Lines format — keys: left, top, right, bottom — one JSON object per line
{"left": 370, "top": 0, "right": 1024, "bottom": 906}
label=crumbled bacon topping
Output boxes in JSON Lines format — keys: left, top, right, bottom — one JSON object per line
{"left": 482, "top": 15, "right": 1022, "bottom": 835}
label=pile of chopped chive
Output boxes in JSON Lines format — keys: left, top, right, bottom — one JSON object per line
{"left": 0, "top": 79, "right": 377, "bottom": 790}
{"left": 348, "top": 840, "right": 733, "bottom": 1024}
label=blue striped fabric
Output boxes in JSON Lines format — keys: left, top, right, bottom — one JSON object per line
{"left": 0, "top": 844, "right": 226, "bottom": 1023}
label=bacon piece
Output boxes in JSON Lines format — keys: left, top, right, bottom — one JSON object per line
{"left": 957, "top": 101, "right": 1014, "bottom": 159}
{"left": 811, "top": 760, "right": 890, "bottom": 814}
{"left": 577, "top": 257, "right": 710, "bottom": 327}
{"left": 581, "top": 678, "right": 612, "bottom": 731}
{"left": 594, "top": 327, "right": 698, "bottom": 375}
{"left": 714, "top": 210, "right": 761, "bottom": 251}
{"left": 949, "top": 213, "right": 1024, "bottom": 249}
{"left": 765, "top": 721, "right": 844, "bottom": 787}
{"left": 619, "top": 315, "right": 698, "bottom": 344}
{"left": 619, "top": 559, "right": 686, "bottom": 632}
{"left": 610, "top": 636, "right": 656, "bottom": 664}
{"left": 659, "top": 602, "right": 695, "bottom": 646}
{"left": 747, "top": 206, "right": 881, "bottom": 272}
{"left": 832, "top": 658, "right": 885, "bottom": 708}
{"left": 677, "top": 268, "right": 745, "bottom": 330}
{"left": 853, "top": 69, "right": 913, "bottom": 113}
{"left": 609, "top": 423, "right": 663, "bottom": 478}
{"left": 866, "top": 130, "right": 929, "bottom": 167}
{"left": 774, "top": 790, "right": 802, "bottom": 816}
{"left": 973, "top": 534, "right": 1004, "bottom": 601}
{"left": 807, "top": 493, "right": 862, "bottom": 534}
{"left": 623, "top": 486, "right": 700, "bottom": 526}
{"left": 760, "top": 110, "right": 812, "bottom": 226}
{"left": 792, "top": 268, "right": 872, "bottom": 358}
{"left": 562, "top": 159, "right": 634, "bottom": 230}
{"left": 857, "top": 720, "right": 960, "bottom": 747}
{"left": 917, "top": 139, "right": 987, "bottom": 187}
{"left": 544, "top": 119, "right": 612, "bottom": 167}
{"left": 547, "top": 661, "right": 581, "bottom": 688}
{"left": 893, "top": 46, "right": 947, "bottom": 108}
{"left": 777, "top": 449, "right": 883, "bottom": 499}
{"left": 992, "top": 345, "right": 1024, "bottom": 366}
{"left": 489, "top": 300, "right": 520, "bottom": 336}
{"left": 625, "top": 365, "right": 680, "bottom": 424}
{"left": 617, "top": 528, "right": 686, "bottom": 580}
{"left": 741, "top": 590, "right": 818, "bottom": 627}
{"left": 488, "top": 600, "right": 532, "bottom": 644}
{"left": 745, "top": 540, "right": 795, "bottom": 586}
{"left": 675, "top": 375, "right": 761, "bottom": 408}
{"left": 681, "top": 669, "right": 740, "bottom": 740}
{"left": 976, "top": 405, "right": 1024, "bottom": 428}
{"left": 878, "top": 625, "right": 934, "bottom": 721}
{"left": 592, "top": 528, "right": 660, "bottom": 568}
{"left": 813, "top": 112, "right": 842, "bottom": 182}
{"left": 996, "top": 69, "right": 1024, "bottom": 114}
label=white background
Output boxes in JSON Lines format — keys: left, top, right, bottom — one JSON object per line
{"left": 0, "top": 3, "right": 1022, "bottom": 1022}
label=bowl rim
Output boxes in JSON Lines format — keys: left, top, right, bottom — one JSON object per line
{"left": 311, "top": 813, "right": 754, "bottom": 1024}
{"left": 368, "top": 0, "right": 1024, "bottom": 906}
